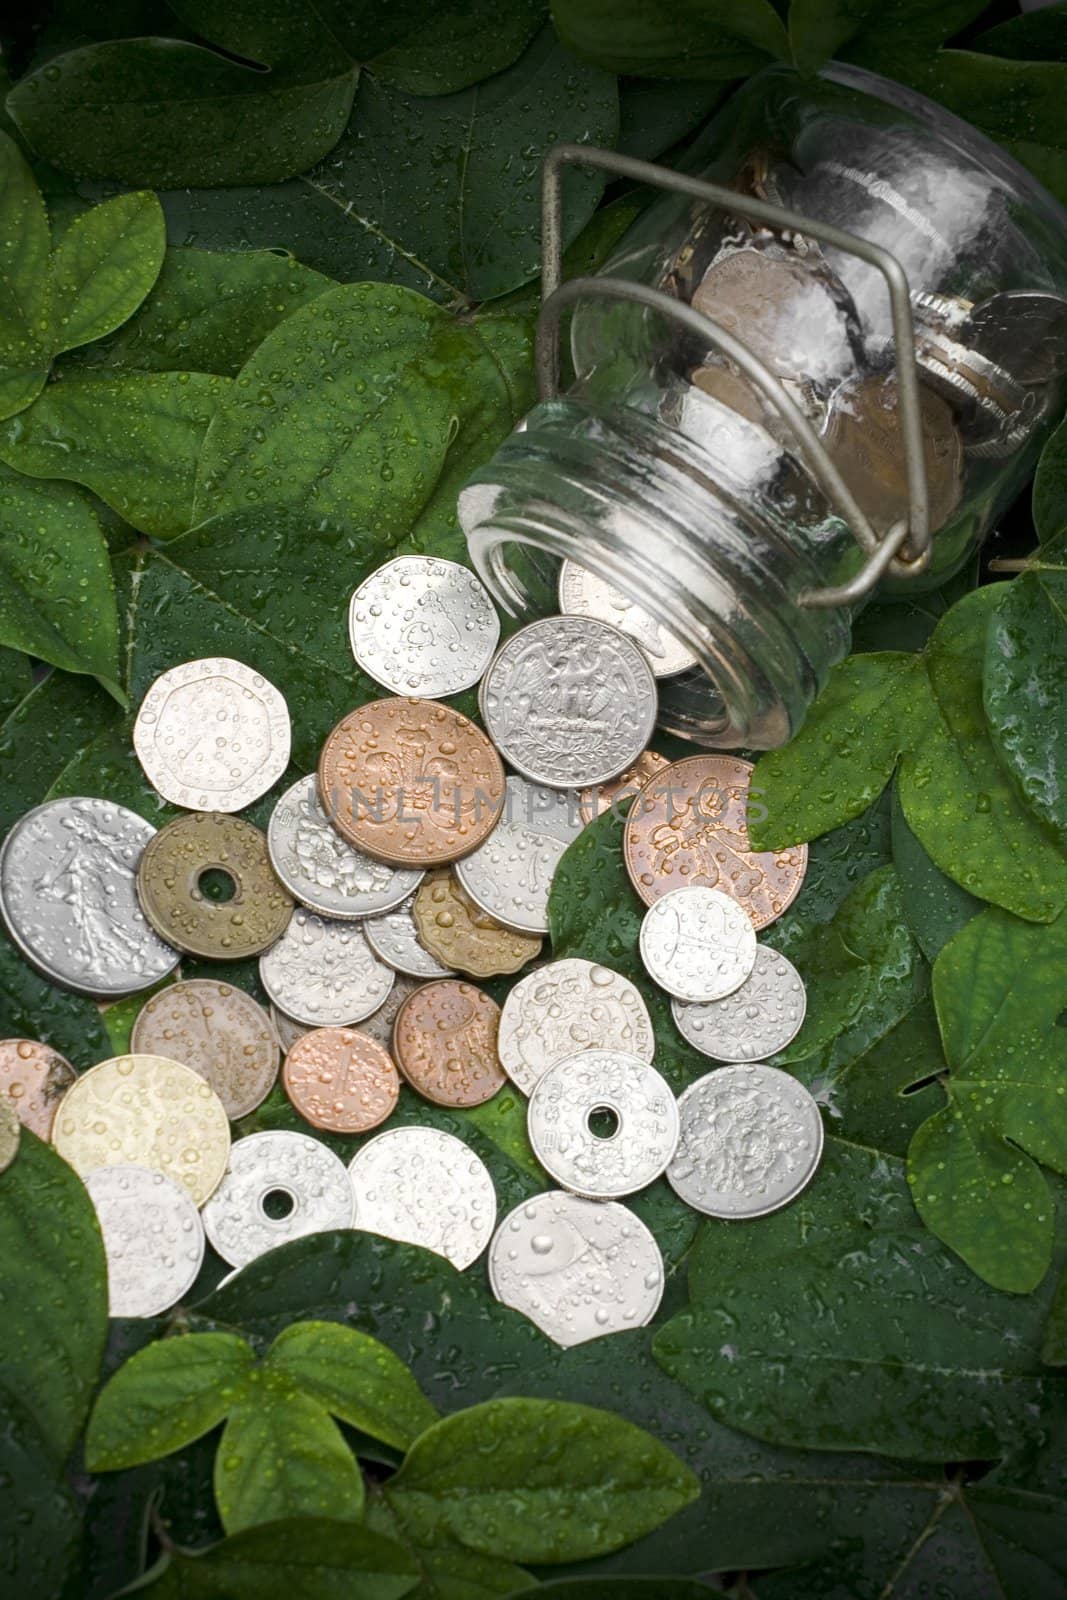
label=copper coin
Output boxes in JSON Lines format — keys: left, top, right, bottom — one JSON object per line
{"left": 318, "top": 698, "right": 505, "bottom": 868}
{"left": 137, "top": 812, "right": 294, "bottom": 960}
{"left": 822, "top": 373, "right": 963, "bottom": 536}
{"left": 282, "top": 1027, "right": 400, "bottom": 1134}
{"left": 692, "top": 248, "right": 855, "bottom": 388}
{"left": 623, "top": 754, "right": 807, "bottom": 930}
{"left": 412, "top": 872, "right": 542, "bottom": 979}
{"left": 392, "top": 979, "right": 505, "bottom": 1107}
{"left": 130, "top": 980, "right": 279, "bottom": 1119}
{"left": 0, "top": 1039, "right": 77, "bottom": 1139}
{"left": 579, "top": 751, "right": 673, "bottom": 825}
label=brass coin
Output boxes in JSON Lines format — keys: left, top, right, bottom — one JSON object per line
{"left": 318, "top": 698, "right": 505, "bottom": 868}
{"left": 623, "top": 753, "right": 807, "bottom": 930}
{"left": 130, "top": 980, "right": 279, "bottom": 1120}
{"left": 579, "top": 751, "right": 673, "bottom": 825}
{"left": 0, "top": 1098, "right": 19, "bottom": 1173}
{"left": 0, "top": 1039, "right": 77, "bottom": 1140}
{"left": 692, "top": 248, "right": 856, "bottom": 388}
{"left": 137, "top": 812, "right": 294, "bottom": 960}
{"left": 282, "top": 1027, "right": 399, "bottom": 1134}
{"left": 822, "top": 373, "right": 963, "bottom": 536}
{"left": 412, "top": 872, "right": 541, "bottom": 979}
{"left": 392, "top": 980, "right": 505, "bottom": 1107}
{"left": 52, "top": 1054, "right": 230, "bottom": 1205}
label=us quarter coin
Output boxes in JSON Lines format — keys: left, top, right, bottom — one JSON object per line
{"left": 488, "top": 1190, "right": 663, "bottom": 1346}
{"left": 0, "top": 1040, "right": 77, "bottom": 1139}
{"left": 362, "top": 894, "right": 455, "bottom": 978}
{"left": 348, "top": 1126, "right": 497, "bottom": 1269}
{"left": 671, "top": 946, "right": 806, "bottom": 1062}
{"left": 85, "top": 1165, "right": 205, "bottom": 1318}
{"left": 639, "top": 887, "right": 756, "bottom": 1003}
{"left": 130, "top": 979, "right": 280, "bottom": 1119}
{"left": 202, "top": 1130, "right": 354, "bottom": 1269}
{"left": 480, "top": 617, "right": 658, "bottom": 789}
{"left": 267, "top": 775, "right": 423, "bottom": 921}
{"left": 133, "top": 657, "right": 291, "bottom": 812}
{"left": 259, "top": 908, "right": 395, "bottom": 1027}
{"left": 498, "top": 959, "right": 655, "bottom": 1096}
{"left": 454, "top": 776, "right": 584, "bottom": 936}
{"left": 52, "top": 1054, "right": 230, "bottom": 1205}
{"left": 0, "top": 798, "right": 180, "bottom": 997}
{"left": 666, "top": 1063, "right": 824, "bottom": 1218}
{"left": 349, "top": 556, "right": 500, "bottom": 696}
{"left": 558, "top": 560, "right": 697, "bottom": 678}
{"left": 527, "top": 1050, "right": 679, "bottom": 1198}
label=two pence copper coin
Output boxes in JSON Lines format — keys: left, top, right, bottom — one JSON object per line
{"left": 283, "top": 1026, "right": 400, "bottom": 1133}
{"left": 0, "top": 1039, "right": 77, "bottom": 1139}
{"left": 392, "top": 979, "right": 505, "bottom": 1107}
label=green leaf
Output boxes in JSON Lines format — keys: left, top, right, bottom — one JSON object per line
{"left": 63, "top": 246, "right": 334, "bottom": 378}
{"left": 616, "top": 77, "right": 727, "bottom": 162}
{"left": 131, "top": 1516, "right": 419, "bottom": 1600}
{"left": 386, "top": 1398, "right": 699, "bottom": 1563}
{"left": 1043, "top": 1270, "right": 1067, "bottom": 1365}
{"left": 750, "top": 653, "right": 920, "bottom": 849}
{"left": 367, "top": 1491, "right": 536, "bottom": 1600}
{"left": 1034, "top": 415, "right": 1067, "bottom": 542}
{"left": 890, "top": 785, "right": 980, "bottom": 961}
{"left": 265, "top": 1321, "right": 439, "bottom": 1450}
{"left": 973, "top": 4, "right": 1067, "bottom": 63}
{"left": 86, "top": 1332, "right": 255, "bottom": 1470}
{"left": 0, "top": 131, "right": 50, "bottom": 420}
{"left": 0, "top": 925, "right": 113, "bottom": 1066}
{"left": 214, "top": 1374, "right": 365, "bottom": 1535}
{"left": 907, "top": 907, "right": 1067, "bottom": 1293}
{"left": 0, "top": 460, "right": 121, "bottom": 692}
{"left": 7, "top": 37, "right": 357, "bottom": 188}
{"left": 352, "top": 0, "right": 547, "bottom": 97}
{"left": 0, "top": 1131, "right": 107, "bottom": 1461}
{"left": 0, "top": 645, "right": 31, "bottom": 716}
{"left": 549, "top": 0, "right": 787, "bottom": 78}
{"left": 507, "top": 1582, "right": 719, "bottom": 1598}
{"left": 654, "top": 1137, "right": 1060, "bottom": 1460}
{"left": 808, "top": 0, "right": 990, "bottom": 75}
{"left": 0, "top": 1387, "right": 82, "bottom": 1595}
{"left": 47, "top": 190, "right": 165, "bottom": 356}
{"left": 984, "top": 535, "right": 1067, "bottom": 847}
{"left": 0, "top": 370, "right": 231, "bottom": 538}
{"left": 761, "top": 790, "right": 894, "bottom": 958}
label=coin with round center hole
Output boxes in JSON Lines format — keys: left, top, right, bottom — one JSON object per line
{"left": 202, "top": 1130, "right": 354, "bottom": 1268}
{"left": 137, "top": 812, "right": 293, "bottom": 960}
{"left": 527, "top": 1049, "right": 679, "bottom": 1198}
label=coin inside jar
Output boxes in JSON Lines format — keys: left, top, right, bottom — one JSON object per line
{"left": 558, "top": 559, "right": 697, "bottom": 677}
{"left": 318, "top": 698, "right": 505, "bottom": 867}
{"left": 412, "top": 872, "right": 542, "bottom": 978}
{"left": 821, "top": 373, "right": 963, "bottom": 535}
{"left": 137, "top": 812, "right": 294, "bottom": 960}
{"left": 0, "top": 1039, "right": 77, "bottom": 1139}
{"left": 392, "top": 979, "right": 505, "bottom": 1107}
{"left": 130, "top": 979, "right": 279, "bottom": 1120}
{"left": 282, "top": 1026, "right": 399, "bottom": 1133}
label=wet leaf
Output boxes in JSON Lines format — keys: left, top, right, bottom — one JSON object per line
{"left": 984, "top": 532, "right": 1067, "bottom": 848}
{"left": 907, "top": 906, "right": 1067, "bottom": 1293}
{"left": 342, "top": 0, "right": 547, "bottom": 97}
{"left": 616, "top": 78, "right": 728, "bottom": 160}
{"left": 265, "top": 1321, "right": 439, "bottom": 1450}
{"left": 367, "top": 1490, "right": 536, "bottom": 1600}
{"left": 133, "top": 1515, "right": 419, "bottom": 1599}
{"left": 791, "top": 0, "right": 989, "bottom": 76}
{"left": 890, "top": 784, "right": 981, "bottom": 961}
{"left": 0, "top": 646, "right": 31, "bottom": 717}
{"left": 1034, "top": 414, "right": 1067, "bottom": 542}
{"left": 0, "top": 1387, "right": 82, "bottom": 1595}
{"left": 549, "top": 0, "right": 786, "bottom": 78}
{"left": 0, "top": 461, "right": 120, "bottom": 693}
{"left": 1043, "top": 1270, "right": 1067, "bottom": 1365}
{"left": 654, "top": 1137, "right": 1062, "bottom": 1460}
{"left": 0, "top": 131, "right": 50, "bottom": 421}
{"left": 47, "top": 191, "right": 165, "bottom": 356}
{"left": 0, "top": 1131, "right": 107, "bottom": 1461}
{"left": 86, "top": 1333, "right": 255, "bottom": 1470}
{"left": 510, "top": 1581, "right": 719, "bottom": 1598}
{"left": 385, "top": 1398, "right": 699, "bottom": 1562}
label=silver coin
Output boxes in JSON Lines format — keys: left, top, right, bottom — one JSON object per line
{"left": 133, "top": 657, "right": 291, "bottom": 812}
{"left": 454, "top": 776, "right": 583, "bottom": 936}
{"left": 639, "top": 887, "right": 756, "bottom": 1003}
{"left": 202, "top": 1129, "right": 355, "bottom": 1268}
{"left": 267, "top": 774, "right": 422, "bottom": 920}
{"left": 362, "top": 895, "right": 454, "bottom": 979}
{"left": 85, "top": 1165, "right": 205, "bottom": 1317}
{"left": 258, "top": 908, "right": 395, "bottom": 1027}
{"left": 480, "top": 616, "right": 658, "bottom": 789}
{"left": 498, "top": 958, "right": 655, "bottom": 1096}
{"left": 965, "top": 289, "right": 1067, "bottom": 387}
{"left": 348, "top": 555, "right": 500, "bottom": 697}
{"left": 558, "top": 560, "right": 697, "bottom": 678}
{"left": 270, "top": 1003, "right": 309, "bottom": 1054}
{"left": 670, "top": 946, "right": 806, "bottom": 1062}
{"left": 488, "top": 1189, "right": 663, "bottom": 1346}
{"left": 0, "top": 798, "right": 180, "bottom": 997}
{"left": 527, "top": 1050, "right": 679, "bottom": 1199}
{"left": 667, "top": 1063, "right": 824, "bottom": 1218}
{"left": 347, "top": 1126, "right": 496, "bottom": 1269}
{"left": 130, "top": 978, "right": 280, "bottom": 1120}
{"left": 356, "top": 973, "right": 423, "bottom": 1053}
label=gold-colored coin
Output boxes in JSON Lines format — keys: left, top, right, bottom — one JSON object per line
{"left": 822, "top": 374, "right": 963, "bottom": 536}
{"left": 412, "top": 872, "right": 541, "bottom": 979}
{"left": 137, "top": 812, "right": 294, "bottom": 960}
{"left": 52, "top": 1054, "right": 230, "bottom": 1205}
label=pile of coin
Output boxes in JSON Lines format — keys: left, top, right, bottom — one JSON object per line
{"left": 0, "top": 554, "right": 822, "bottom": 1347}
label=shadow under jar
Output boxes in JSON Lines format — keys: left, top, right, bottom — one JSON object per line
{"left": 459, "top": 64, "right": 1067, "bottom": 749}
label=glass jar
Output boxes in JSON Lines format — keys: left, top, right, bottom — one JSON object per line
{"left": 459, "top": 64, "right": 1067, "bottom": 748}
